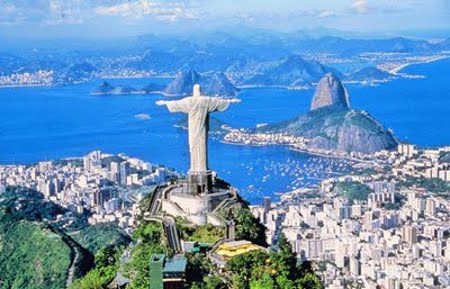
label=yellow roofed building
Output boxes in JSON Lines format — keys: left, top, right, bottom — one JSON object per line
{"left": 210, "top": 240, "right": 266, "bottom": 269}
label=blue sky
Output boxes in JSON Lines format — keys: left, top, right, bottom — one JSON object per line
{"left": 0, "top": 0, "right": 449, "bottom": 38}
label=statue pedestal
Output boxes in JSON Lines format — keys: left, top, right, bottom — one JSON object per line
{"left": 160, "top": 181, "right": 236, "bottom": 226}
{"left": 188, "top": 170, "right": 214, "bottom": 195}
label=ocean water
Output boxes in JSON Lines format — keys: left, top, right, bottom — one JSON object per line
{"left": 1, "top": 59, "right": 449, "bottom": 204}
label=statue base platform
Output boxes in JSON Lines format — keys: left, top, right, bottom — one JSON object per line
{"left": 160, "top": 175, "right": 237, "bottom": 226}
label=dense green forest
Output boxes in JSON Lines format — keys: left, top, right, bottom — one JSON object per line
{"left": 0, "top": 216, "right": 71, "bottom": 289}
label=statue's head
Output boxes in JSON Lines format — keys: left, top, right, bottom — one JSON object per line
{"left": 193, "top": 84, "right": 201, "bottom": 98}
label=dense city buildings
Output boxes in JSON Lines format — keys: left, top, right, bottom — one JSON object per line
{"left": 2, "top": 132, "right": 450, "bottom": 289}
{"left": 2, "top": 141, "right": 450, "bottom": 288}
{"left": 0, "top": 150, "right": 177, "bottom": 232}
{"left": 250, "top": 143, "right": 450, "bottom": 288}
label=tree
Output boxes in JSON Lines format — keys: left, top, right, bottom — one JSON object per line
{"left": 70, "top": 246, "right": 122, "bottom": 289}
{"left": 203, "top": 275, "right": 227, "bottom": 289}
{"left": 226, "top": 250, "right": 269, "bottom": 289}
{"left": 186, "top": 253, "right": 213, "bottom": 285}
{"left": 250, "top": 273, "right": 276, "bottom": 289}
{"left": 298, "top": 273, "right": 324, "bottom": 289}
{"left": 276, "top": 274, "right": 296, "bottom": 289}
{"left": 234, "top": 206, "right": 267, "bottom": 247}
{"left": 273, "top": 234, "right": 298, "bottom": 280}
{"left": 225, "top": 233, "right": 325, "bottom": 289}
{"left": 123, "top": 222, "right": 165, "bottom": 289}
{"left": 132, "top": 221, "right": 162, "bottom": 244}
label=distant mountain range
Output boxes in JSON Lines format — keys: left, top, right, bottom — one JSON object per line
{"left": 1, "top": 32, "right": 449, "bottom": 87}
{"left": 257, "top": 74, "right": 398, "bottom": 153}
{"left": 287, "top": 36, "right": 441, "bottom": 56}
{"left": 91, "top": 70, "right": 239, "bottom": 97}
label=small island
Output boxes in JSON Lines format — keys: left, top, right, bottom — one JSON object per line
{"left": 91, "top": 81, "right": 143, "bottom": 95}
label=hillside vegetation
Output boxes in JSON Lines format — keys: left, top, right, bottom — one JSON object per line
{"left": 71, "top": 223, "right": 131, "bottom": 254}
{"left": 334, "top": 181, "right": 373, "bottom": 203}
{"left": 0, "top": 216, "right": 71, "bottom": 289}
{"left": 0, "top": 186, "right": 130, "bottom": 289}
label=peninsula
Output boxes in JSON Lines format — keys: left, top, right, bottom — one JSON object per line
{"left": 224, "top": 73, "right": 398, "bottom": 157}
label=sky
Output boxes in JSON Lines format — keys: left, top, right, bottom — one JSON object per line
{"left": 0, "top": 0, "right": 449, "bottom": 39}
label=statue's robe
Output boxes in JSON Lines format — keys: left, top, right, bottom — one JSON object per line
{"left": 163, "top": 96, "right": 232, "bottom": 172}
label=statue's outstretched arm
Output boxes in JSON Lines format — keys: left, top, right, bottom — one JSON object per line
{"left": 156, "top": 99, "right": 190, "bottom": 113}
{"left": 210, "top": 98, "right": 241, "bottom": 112}
{"left": 155, "top": 100, "right": 168, "bottom": 106}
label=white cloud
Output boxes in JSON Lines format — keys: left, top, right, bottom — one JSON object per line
{"left": 0, "top": 0, "right": 197, "bottom": 26}
{"left": 44, "top": 0, "right": 86, "bottom": 25}
{"left": 317, "top": 9, "right": 336, "bottom": 19}
{"left": 351, "top": 0, "right": 369, "bottom": 14}
{"left": 95, "top": 0, "right": 197, "bottom": 22}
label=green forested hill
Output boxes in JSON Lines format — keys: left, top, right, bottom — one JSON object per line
{"left": 0, "top": 187, "right": 130, "bottom": 289}
{"left": 0, "top": 216, "right": 71, "bottom": 289}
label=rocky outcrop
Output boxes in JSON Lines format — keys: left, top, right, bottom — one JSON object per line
{"left": 310, "top": 73, "right": 350, "bottom": 111}
{"left": 244, "top": 55, "right": 341, "bottom": 87}
{"left": 164, "top": 70, "right": 239, "bottom": 97}
{"left": 258, "top": 75, "right": 398, "bottom": 153}
{"left": 91, "top": 81, "right": 141, "bottom": 95}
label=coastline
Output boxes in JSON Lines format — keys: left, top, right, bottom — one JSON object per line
{"left": 220, "top": 140, "right": 277, "bottom": 147}
{"left": 289, "top": 147, "right": 376, "bottom": 164}
{"left": 236, "top": 84, "right": 312, "bottom": 90}
{"left": 389, "top": 55, "right": 450, "bottom": 74}
{"left": 90, "top": 90, "right": 173, "bottom": 97}
{"left": 221, "top": 139, "right": 376, "bottom": 164}
{"left": 0, "top": 84, "right": 51, "bottom": 89}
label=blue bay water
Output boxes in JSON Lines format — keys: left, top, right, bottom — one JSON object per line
{"left": 0, "top": 59, "right": 449, "bottom": 204}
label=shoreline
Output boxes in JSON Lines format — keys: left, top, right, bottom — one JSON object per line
{"left": 221, "top": 139, "right": 375, "bottom": 163}
{"left": 90, "top": 90, "right": 170, "bottom": 96}
{"left": 237, "top": 84, "right": 312, "bottom": 90}
{"left": 389, "top": 55, "right": 450, "bottom": 74}
{"left": 289, "top": 147, "right": 376, "bottom": 164}
{"left": 0, "top": 84, "right": 51, "bottom": 89}
{"left": 220, "top": 140, "right": 269, "bottom": 147}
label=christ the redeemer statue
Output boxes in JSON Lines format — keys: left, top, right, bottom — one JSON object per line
{"left": 156, "top": 84, "right": 240, "bottom": 175}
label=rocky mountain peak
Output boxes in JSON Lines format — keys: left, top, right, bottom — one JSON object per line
{"left": 164, "top": 69, "right": 239, "bottom": 97}
{"left": 310, "top": 73, "right": 350, "bottom": 111}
